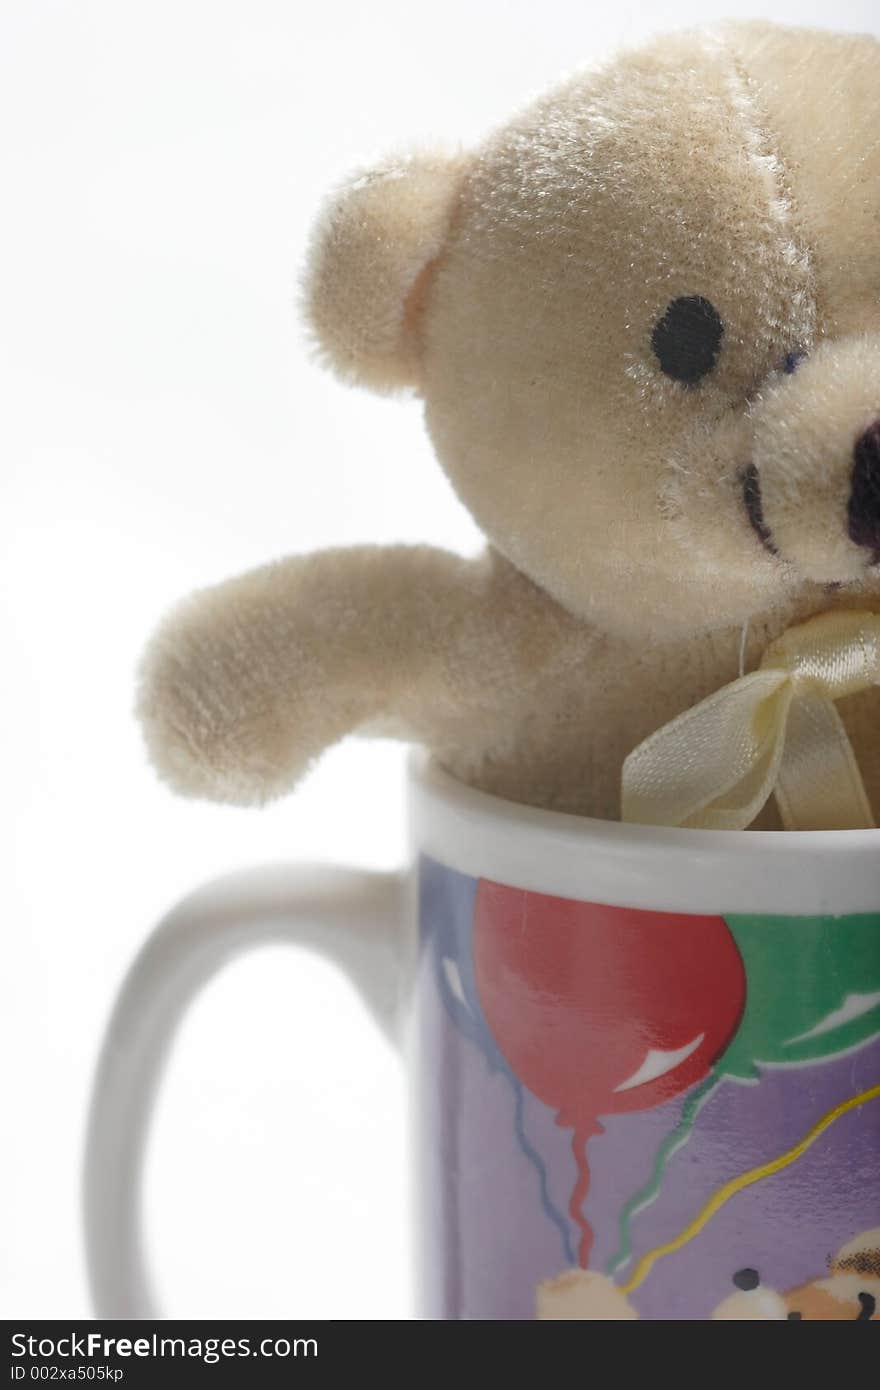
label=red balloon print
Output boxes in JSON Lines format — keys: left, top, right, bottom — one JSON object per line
{"left": 472, "top": 882, "right": 746, "bottom": 1267}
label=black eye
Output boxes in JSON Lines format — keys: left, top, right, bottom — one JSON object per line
{"left": 652, "top": 295, "right": 724, "bottom": 385}
{"left": 781, "top": 349, "right": 807, "bottom": 375}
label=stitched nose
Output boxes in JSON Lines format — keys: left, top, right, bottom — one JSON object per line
{"left": 848, "top": 420, "right": 880, "bottom": 557}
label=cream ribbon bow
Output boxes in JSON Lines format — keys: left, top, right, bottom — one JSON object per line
{"left": 621, "top": 610, "right": 880, "bottom": 831}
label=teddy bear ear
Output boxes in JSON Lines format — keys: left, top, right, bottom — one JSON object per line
{"left": 831, "top": 1227, "right": 880, "bottom": 1279}
{"left": 303, "top": 152, "right": 464, "bottom": 394}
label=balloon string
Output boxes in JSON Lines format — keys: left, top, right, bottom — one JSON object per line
{"left": 508, "top": 1077, "right": 576, "bottom": 1266}
{"left": 608, "top": 1072, "right": 719, "bottom": 1277}
{"left": 569, "top": 1128, "right": 595, "bottom": 1268}
{"left": 620, "top": 1080, "right": 880, "bottom": 1295}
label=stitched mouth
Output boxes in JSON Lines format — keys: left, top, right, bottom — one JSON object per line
{"left": 741, "top": 463, "right": 777, "bottom": 555}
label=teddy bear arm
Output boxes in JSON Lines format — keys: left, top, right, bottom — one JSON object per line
{"left": 137, "top": 544, "right": 499, "bottom": 805}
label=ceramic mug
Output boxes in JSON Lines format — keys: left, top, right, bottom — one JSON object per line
{"left": 85, "top": 753, "right": 880, "bottom": 1320}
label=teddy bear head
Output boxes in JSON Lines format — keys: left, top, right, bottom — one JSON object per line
{"left": 712, "top": 1231, "right": 880, "bottom": 1319}
{"left": 305, "top": 22, "right": 880, "bottom": 642}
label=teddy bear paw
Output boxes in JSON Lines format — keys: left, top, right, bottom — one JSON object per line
{"left": 136, "top": 602, "right": 299, "bottom": 806}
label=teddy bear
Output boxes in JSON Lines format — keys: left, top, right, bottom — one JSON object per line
{"left": 137, "top": 21, "right": 880, "bottom": 826}
{"left": 536, "top": 1229, "right": 880, "bottom": 1320}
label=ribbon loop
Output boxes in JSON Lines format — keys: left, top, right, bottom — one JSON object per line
{"left": 622, "top": 610, "right": 880, "bottom": 831}
{"left": 763, "top": 609, "right": 880, "bottom": 699}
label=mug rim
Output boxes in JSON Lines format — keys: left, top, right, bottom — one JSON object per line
{"left": 407, "top": 751, "right": 880, "bottom": 914}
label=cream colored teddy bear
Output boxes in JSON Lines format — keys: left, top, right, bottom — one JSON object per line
{"left": 536, "top": 1230, "right": 880, "bottom": 1320}
{"left": 139, "top": 21, "right": 880, "bottom": 823}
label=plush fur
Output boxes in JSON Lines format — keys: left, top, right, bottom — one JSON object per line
{"left": 139, "top": 21, "right": 880, "bottom": 823}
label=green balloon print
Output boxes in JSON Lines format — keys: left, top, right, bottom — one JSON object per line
{"left": 720, "top": 912, "right": 880, "bottom": 1073}
{"left": 609, "top": 911, "right": 880, "bottom": 1276}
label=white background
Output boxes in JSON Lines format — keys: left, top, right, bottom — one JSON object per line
{"left": 2, "top": 0, "right": 876, "bottom": 1320}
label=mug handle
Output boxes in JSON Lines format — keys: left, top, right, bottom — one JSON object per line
{"left": 83, "top": 862, "right": 404, "bottom": 1318}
